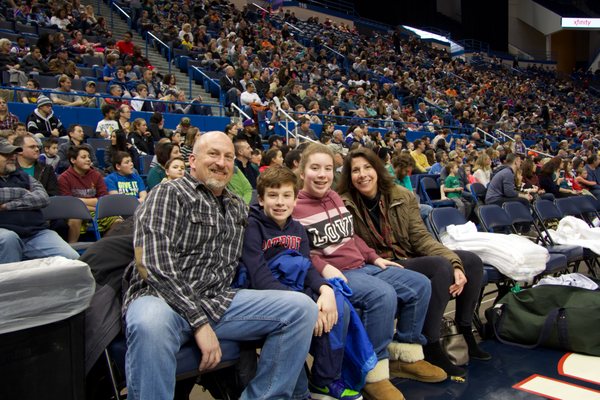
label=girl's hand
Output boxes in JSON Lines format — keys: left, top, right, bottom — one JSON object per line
{"left": 373, "top": 258, "right": 403, "bottom": 270}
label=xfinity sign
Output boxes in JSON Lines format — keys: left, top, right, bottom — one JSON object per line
{"left": 561, "top": 18, "right": 600, "bottom": 28}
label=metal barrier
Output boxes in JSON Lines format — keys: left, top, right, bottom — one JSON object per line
{"left": 494, "top": 129, "right": 552, "bottom": 158}
{"left": 230, "top": 103, "right": 253, "bottom": 121}
{"left": 145, "top": 32, "right": 171, "bottom": 75}
{"left": 189, "top": 66, "right": 222, "bottom": 114}
{"left": 110, "top": 0, "right": 131, "bottom": 31}
{"left": 277, "top": 107, "right": 317, "bottom": 145}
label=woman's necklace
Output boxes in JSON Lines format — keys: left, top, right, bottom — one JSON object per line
{"left": 363, "top": 193, "right": 380, "bottom": 212}
{"left": 367, "top": 200, "right": 379, "bottom": 212}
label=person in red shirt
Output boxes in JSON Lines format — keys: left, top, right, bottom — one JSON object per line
{"left": 58, "top": 145, "right": 117, "bottom": 242}
{"left": 116, "top": 31, "right": 135, "bottom": 57}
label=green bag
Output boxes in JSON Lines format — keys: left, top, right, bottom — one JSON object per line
{"left": 490, "top": 285, "right": 600, "bottom": 356}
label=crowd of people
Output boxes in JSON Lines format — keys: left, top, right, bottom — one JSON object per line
{"left": 1, "top": 0, "right": 600, "bottom": 399}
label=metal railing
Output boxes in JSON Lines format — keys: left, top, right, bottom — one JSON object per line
{"left": 476, "top": 127, "right": 498, "bottom": 145}
{"left": 230, "top": 103, "right": 253, "bottom": 121}
{"left": 277, "top": 107, "right": 317, "bottom": 145}
{"left": 189, "top": 66, "right": 222, "bottom": 114}
{"left": 284, "top": 21, "right": 304, "bottom": 33}
{"left": 145, "top": 32, "right": 171, "bottom": 75}
{"left": 110, "top": 0, "right": 131, "bottom": 31}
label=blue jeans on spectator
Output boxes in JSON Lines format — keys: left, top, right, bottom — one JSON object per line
{"left": 343, "top": 265, "right": 430, "bottom": 360}
{"left": 125, "top": 290, "right": 318, "bottom": 400}
{"left": 0, "top": 228, "right": 79, "bottom": 264}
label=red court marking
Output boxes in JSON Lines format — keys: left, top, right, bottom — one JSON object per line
{"left": 558, "top": 353, "right": 600, "bottom": 385}
{"left": 513, "top": 374, "right": 600, "bottom": 400}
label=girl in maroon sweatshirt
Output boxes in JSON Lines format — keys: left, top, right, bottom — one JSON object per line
{"left": 293, "top": 144, "right": 445, "bottom": 399}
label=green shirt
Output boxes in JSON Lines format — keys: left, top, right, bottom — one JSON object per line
{"left": 444, "top": 175, "right": 462, "bottom": 199}
{"left": 146, "top": 165, "right": 166, "bottom": 191}
{"left": 227, "top": 167, "right": 253, "bottom": 204}
{"left": 396, "top": 175, "right": 413, "bottom": 191}
{"left": 21, "top": 165, "right": 35, "bottom": 177}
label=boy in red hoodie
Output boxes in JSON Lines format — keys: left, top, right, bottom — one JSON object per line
{"left": 58, "top": 145, "right": 117, "bottom": 242}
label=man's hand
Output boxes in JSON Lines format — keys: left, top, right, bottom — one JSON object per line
{"left": 194, "top": 323, "right": 222, "bottom": 371}
{"left": 373, "top": 257, "right": 403, "bottom": 270}
{"left": 321, "top": 264, "right": 347, "bottom": 282}
{"left": 51, "top": 129, "right": 60, "bottom": 137}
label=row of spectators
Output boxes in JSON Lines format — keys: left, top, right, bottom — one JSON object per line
{"left": 122, "top": 0, "right": 599, "bottom": 147}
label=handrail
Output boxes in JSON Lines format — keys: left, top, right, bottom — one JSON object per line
{"left": 285, "top": 21, "right": 304, "bottom": 33}
{"left": 189, "top": 66, "right": 221, "bottom": 114}
{"left": 251, "top": 2, "right": 280, "bottom": 15}
{"left": 444, "top": 70, "right": 468, "bottom": 83}
{"left": 493, "top": 129, "right": 553, "bottom": 157}
{"left": 110, "top": 0, "right": 131, "bottom": 31}
{"left": 418, "top": 97, "right": 450, "bottom": 116}
{"left": 251, "top": 2, "right": 268, "bottom": 12}
{"left": 146, "top": 32, "right": 171, "bottom": 75}
{"left": 190, "top": 67, "right": 221, "bottom": 90}
{"left": 276, "top": 122, "right": 318, "bottom": 145}
{"left": 277, "top": 107, "right": 318, "bottom": 145}
{"left": 230, "top": 103, "right": 253, "bottom": 121}
{"left": 494, "top": 129, "right": 515, "bottom": 142}
{"left": 323, "top": 43, "right": 344, "bottom": 59}
{"left": 476, "top": 127, "right": 498, "bottom": 145}
{"left": 278, "top": 107, "right": 297, "bottom": 145}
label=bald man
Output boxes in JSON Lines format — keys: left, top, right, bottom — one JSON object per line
{"left": 123, "top": 132, "right": 318, "bottom": 400}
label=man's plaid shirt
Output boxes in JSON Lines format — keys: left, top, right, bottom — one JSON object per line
{"left": 123, "top": 173, "right": 248, "bottom": 329}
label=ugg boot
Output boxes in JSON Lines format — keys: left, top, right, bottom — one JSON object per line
{"left": 459, "top": 326, "right": 492, "bottom": 361}
{"left": 387, "top": 342, "right": 447, "bottom": 383}
{"left": 362, "top": 359, "right": 405, "bottom": 400}
{"left": 423, "top": 341, "right": 467, "bottom": 378}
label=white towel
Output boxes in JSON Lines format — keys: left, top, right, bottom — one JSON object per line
{"left": 547, "top": 216, "right": 600, "bottom": 255}
{"left": 441, "top": 223, "right": 549, "bottom": 281}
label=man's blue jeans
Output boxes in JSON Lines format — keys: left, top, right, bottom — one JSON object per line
{"left": 0, "top": 228, "right": 79, "bottom": 264}
{"left": 343, "top": 265, "right": 431, "bottom": 359}
{"left": 125, "top": 290, "right": 318, "bottom": 400}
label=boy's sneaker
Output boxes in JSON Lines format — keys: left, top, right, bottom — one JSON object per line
{"left": 309, "top": 379, "right": 363, "bottom": 400}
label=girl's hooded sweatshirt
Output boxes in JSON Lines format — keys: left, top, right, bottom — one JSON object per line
{"left": 292, "top": 189, "right": 380, "bottom": 273}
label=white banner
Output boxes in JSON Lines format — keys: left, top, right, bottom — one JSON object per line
{"left": 561, "top": 18, "right": 600, "bottom": 28}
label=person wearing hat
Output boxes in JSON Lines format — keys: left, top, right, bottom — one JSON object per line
{"left": 81, "top": 80, "right": 100, "bottom": 108}
{"left": 0, "top": 138, "right": 79, "bottom": 264}
{"left": 48, "top": 47, "right": 81, "bottom": 79}
{"left": 237, "top": 119, "right": 263, "bottom": 151}
{"left": 25, "top": 96, "right": 66, "bottom": 138}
